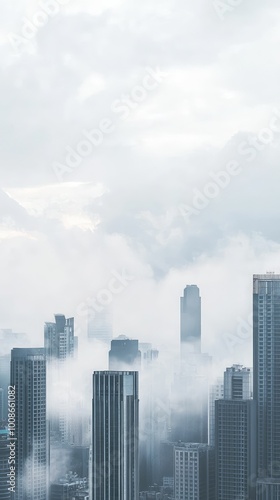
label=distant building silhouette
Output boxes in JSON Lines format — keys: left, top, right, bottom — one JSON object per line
{"left": 109, "top": 335, "right": 141, "bottom": 370}
{"left": 171, "top": 286, "right": 211, "bottom": 444}
{"left": 45, "top": 314, "right": 76, "bottom": 444}
{"left": 139, "top": 343, "right": 159, "bottom": 368}
{"left": 171, "top": 352, "right": 211, "bottom": 444}
{"left": 44, "top": 314, "right": 74, "bottom": 361}
{"left": 92, "top": 371, "right": 139, "bottom": 500}
{"left": 180, "top": 285, "right": 201, "bottom": 356}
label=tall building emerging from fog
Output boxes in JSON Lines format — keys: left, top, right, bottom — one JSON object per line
{"left": 44, "top": 314, "right": 75, "bottom": 361}
{"left": 180, "top": 285, "right": 201, "bottom": 356}
{"left": 216, "top": 365, "right": 256, "bottom": 500}
{"left": 171, "top": 285, "right": 210, "bottom": 444}
{"left": 92, "top": 371, "right": 139, "bottom": 500}
{"left": 11, "top": 348, "right": 49, "bottom": 500}
{"left": 44, "top": 314, "right": 76, "bottom": 444}
{"left": 253, "top": 274, "right": 280, "bottom": 497}
{"left": 109, "top": 335, "right": 141, "bottom": 370}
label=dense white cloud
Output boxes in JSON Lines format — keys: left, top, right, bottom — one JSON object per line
{"left": 1, "top": 0, "right": 280, "bottom": 372}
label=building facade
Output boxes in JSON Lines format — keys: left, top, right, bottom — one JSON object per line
{"left": 209, "top": 377, "right": 224, "bottom": 447}
{"left": 253, "top": 274, "right": 280, "bottom": 490}
{"left": 10, "top": 348, "right": 49, "bottom": 500}
{"left": 215, "top": 365, "right": 256, "bottom": 500}
{"left": 92, "top": 371, "right": 139, "bottom": 500}
{"left": 44, "top": 314, "right": 75, "bottom": 361}
{"left": 174, "top": 443, "right": 215, "bottom": 500}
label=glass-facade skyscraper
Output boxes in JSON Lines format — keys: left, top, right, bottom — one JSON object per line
{"left": 253, "top": 274, "right": 280, "bottom": 496}
{"left": 92, "top": 371, "right": 139, "bottom": 500}
{"left": 10, "top": 348, "right": 49, "bottom": 500}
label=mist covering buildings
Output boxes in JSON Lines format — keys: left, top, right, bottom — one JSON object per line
{"left": 0, "top": 274, "right": 280, "bottom": 499}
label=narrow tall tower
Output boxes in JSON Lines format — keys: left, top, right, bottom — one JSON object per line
{"left": 92, "top": 371, "right": 139, "bottom": 500}
{"left": 10, "top": 348, "right": 49, "bottom": 500}
{"left": 171, "top": 285, "right": 210, "bottom": 444}
{"left": 180, "top": 285, "right": 201, "bottom": 356}
{"left": 253, "top": 274, "right": 280, "bottom": 497}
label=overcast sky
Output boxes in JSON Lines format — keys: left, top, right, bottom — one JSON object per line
{"left": 1, "top": 0, "right": 280, "bottom": 370}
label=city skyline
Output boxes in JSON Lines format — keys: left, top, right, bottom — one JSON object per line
{"left": 0, "top": 275, "right": 279, "bottom": 500}
{"left": 1, "top": 0, "right": 280, "bottom": 498}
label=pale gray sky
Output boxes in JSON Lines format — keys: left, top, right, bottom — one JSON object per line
{"left": 1, "top": 0, "right": 280, "bottom": 368}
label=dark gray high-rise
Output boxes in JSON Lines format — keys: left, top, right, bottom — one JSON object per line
{"left": 180, "top": 285, "right": 201, "bottom": 356}
{"left": 253, "top": 274, "right": 280, "bottom": 496}
{"left": 109, "top": 335, "right": 141, "bottom": 370}
{"left": 10, "top": 348, "right": 49, "bottom": 500}
{"left": 216, "top": 365, "right": 256, "bottom": 500}
{"left": 92, "top": 371, "right": 139, "bottom": 500}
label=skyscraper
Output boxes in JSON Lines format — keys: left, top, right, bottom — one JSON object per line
{"left": 215, "top": 365, "right": 256, "bottom": 500}
{"left": 171, "top": 285, "right": 211, "bottom": 444}
{"left": 45, "top": 314, "right": 75, "bottom": 444}
{"left": 208, "top": 377, "right": 224, "bottom": 447}
{"left": 174, "top": 443, "right": 215, "bottom": 500}
{"left": 180, "top": 285, "right": 201, "bottom": 356}
{"left": 253, "top": 274, "right": 280, "bottom": 496}
{"left": 44, "top": 314, "right": 74, "bottom": 361}
{"left": 109, "top": 335, "right": 141, "bottom": 370}
{"left": 92, "top": 371, "right": 139, "bottom": 500}
{"left": 0, "top": 426, "right": 10, "bottom": 500}
{"left": 10, "top": 348, "right": 49, "bottom": 500}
